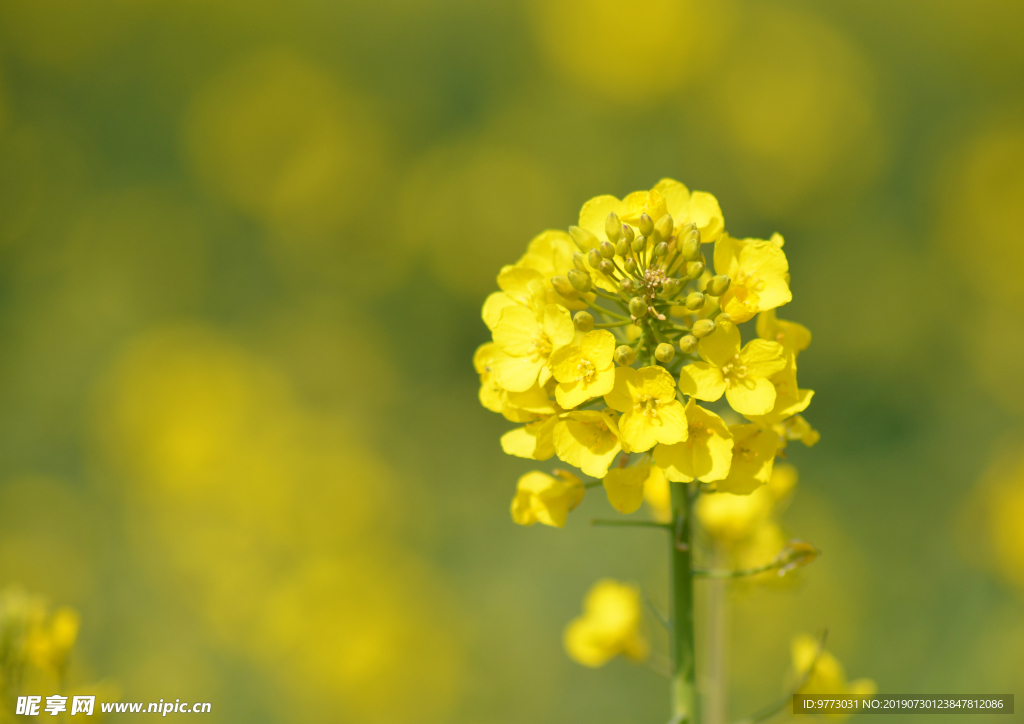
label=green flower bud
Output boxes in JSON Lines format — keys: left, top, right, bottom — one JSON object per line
{"left": 681, "top": 236, "right": 702, "bottom": 262}
{"left": 620, "top": 278, "right": 637, "bottom": 293}
{"left": 638, "top": 213, "right": 655, "bottom": 237}
{"left": 686, "top": 260, "right": 705, "bottom": 279}
{"left": 629, "top": 297, "right": 648, "bottom": 318}
{"left": 574, "top": 311, "right": 594, "bottom": 333}
{"left": 653, "top": 242, "right": 668, "bottom": 259}
{"left": 624, "top": 258, "right": 638, "bottom": 275}
{"left": 575, "top": 251, "right": 591, "bottom": 272}
{"left": 614, "top": 345, "right": 636, "bottom": 366}
{"left": 716, "top": 313, "right": 732, "bottom": 324}
{"left": 587, "top": 249, "right": 602, "bottom": 268}
{"left": 685, "top": 292, "right": 705, "bottom": 310}
{"left": 655, "top": 214, "right": 674, "bottom": 240}
{"left": 599, "top": 240, "right": 616, "bottom": 259}
{"left": 631, "top": 236, "right": 646, "bottom": 254}
{"left": 620, "top": 225, "right": 635, "bottom": 244}
{"left": 568, "top": 268, "right": 593, "bottom": 293}
{"left": 661, "top": 278, "right": 683, "bottom": 297}
{"left": 655, "top": 343, "right": 676, "bottom": 363}
{"left": 615, "top": 239, "right": 630, "bottom": 257}
{"left": 569, "top": 225, "right": 599, "bottom": 252}
{"left": 705, "top": 274, "right": 731, "bottom": 297}
{"left": 692, "top": 318, "right": 716, "bottom": 338}
{"left": 605, "top": 213, "right": 622, "bottom": 243}
{"left": 679, "top": 335, "right": 698, "bottom": 354}
{"left": 680, "top": 221, "right": 697, "bottom": 237}
{"left": 598, "top": 259, "right": 615, "bottom": 276}
{"left": 551, "top": 275, "right": 580, "bottom": 299}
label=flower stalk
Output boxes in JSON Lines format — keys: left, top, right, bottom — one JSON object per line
{"left": 670, "top": 482, "right": 698, "bottom": 724}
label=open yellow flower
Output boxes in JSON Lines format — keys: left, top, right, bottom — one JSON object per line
{"left": 492, "top": 303, "right": 574, "bottom": 392}
{"left": 714, "top": 234, "right": 792, "bottom": 323}
{"left": 602, "top": 459, "right": 657, "bottom": 514}
{"left": 682, "top": 320, "right": 786, "bottom": 416}
{"left": 604, "top": 366, "right": 688, "bottom": 452}
{"left": 653, "top": 399, "right": 734, "bottom": 483}
{"left": 474, "top": 342, "right": 560, "bottom": 422}
{"left": 757, "top": 309, "right": 811, "bottom": 358}
{"left": 553, "top": 409, "right": 623, "bottom": 478}
{"left": 564, "top": 580, "right": 648, "bottom": 667}
{"left": 792, "top": 634, "right": 877, "bottom": 716}
{"left": 511, "top": 470, "right": 585, "bottom": 528}
{"left": 716, "top": 423, "right": 781, "bottom": 494}
{"left": 482, "top": 265, "right": 548, "bottom": 331}
{"left": 549, "top": 330, "right": 617, "bottom": 409}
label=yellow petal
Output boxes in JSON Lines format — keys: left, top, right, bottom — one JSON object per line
{"left": 482, "top": 292, "right": 517, "bottom": 331}
{"left": 725, "top": 376, "right": 777, "bottom": 416}
{"left": 493, "top": 305, "right": 542, "bottom": 356}
{"left": 652, "top": 178, "right": 691, "bottom": 221}
{"left": 578, "top": 195, "right": 624, "bottom": 242}
{"left": 682, "top": 363, "right": 726, "bottom": 402}
{"left": 603, "top": 462, "right": 649, "bottom": 514}
{"left": 653, "top": 399, "right": 688, "bottom": 446}
{"left": 581, "top": 329, "right": 616, "bottom": 368}
{"left": 553, "top": 411, "right": 621, "bottom": 478}
{"left": 603, "top": 365, "right": 636, "bottom": 412}
{"left": 739, "top": 339, "right": 786, "bottom": 377}
{"left": 643, "top": 464, "right": 673, "bottom": 523}
{"left": 653, "top": 441, "right": 695, "bottom": 483}
{"left": 698, "top": 320, "right": 741, "bottom": 367}
{"left": 500, "top": 417, "right": 557, "bottom": 460}
{"left": 493, "top": 353, "right": 544, "bottom": 393}
{"left": 543, "top": 303, "right": 575, "bottom": 349}
{"left": 717, "top": 424, "right": 780, "bottom": 494}
{"left": 631, "top": 365, "right": 676, "bottom": 402}
{"left": 688, "top": 191, "right": 724, "bottom": 243}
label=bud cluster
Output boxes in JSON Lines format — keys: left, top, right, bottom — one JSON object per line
{"left": 554, "top": 211, "right": 732, "bottom": 369}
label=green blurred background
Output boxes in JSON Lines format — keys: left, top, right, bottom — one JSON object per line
{"left": 1, "top": 0, "right": 1023, "bottom": 721}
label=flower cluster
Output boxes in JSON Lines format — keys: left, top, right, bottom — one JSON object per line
{"left": 475, "top": 179, "right": 818, "bottom": 527}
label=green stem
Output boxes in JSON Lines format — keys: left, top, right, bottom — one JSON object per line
{"left": 590, "top": 305, "right": 630, "bottom": 321}
{"left": 594, "top": 321, "right": 631, "bottom": 328}
{"left": 693, "top": 562, "right": 778, "bottom": 579}
{"left": 670, "top": 482, "right": 698, "bottom": 724}
{"left": 590, "top": 518, "right": 671, "bottom": 529}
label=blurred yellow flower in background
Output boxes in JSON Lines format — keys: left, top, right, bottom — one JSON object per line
{"left": 564, "top": 580, "right": 648, "bottom": 667}
{"left": 93, "top": 325, "right": 464, "bottom": 724}
{"left": 791, "top": 633, "right": 876, "bottom": 716}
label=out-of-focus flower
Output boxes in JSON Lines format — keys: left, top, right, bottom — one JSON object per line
{"left": 603, "top": 459, "right": 657, "bottom": 515}
{"left": 683, "top": 320, "right": 787, "bottom": 417}
{"left": 564, "top": 580, "right": 648, "bottom": 667}
{"left": 511, "top": 470, "right": 585, "bottom": 528}
{"left": 757, "top": 309, "right": 811, "bottom": 358}
{"left": 531, "top": 0, "right": 724, "bottom": 105}
{"left": 643, "top": 464, "right": 672, "bottom": 523}
{"left": 709, "top": 7, "right": 883, "bottom": 216}
{"left": 791, "top": 634, "right": 877, "bottom": 716}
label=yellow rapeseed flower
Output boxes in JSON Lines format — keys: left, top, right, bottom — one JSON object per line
{"left": 511, "top": 470, "right": 585, "bottom": 528}
{"left": 549, "top": 330, "right": 617, "bottom": 409}
{"left": 514, "top": 230, "right": 591, "bottom": 310}
{"left": 553, "top": 409, "right": 624, "bottom": 478}
{"left": 792, "top": 634, "right": 877, "bottom": 717}
{"left": 474, "top": 342, "right": 560, "bottom": 422}
{"left": 714, "top": 234, "right": 792, "bottom": 323}
{"left": 716, "top": 423, "right": 781, "bottom": 494}
{"left": 564, "top": 579, "right": 648, "bottom": 667}
{"left": 482, "top": 265, "right": 548, "bottom": 331}
{"left": 602, "top": 459, "right": 659, "bottom": 514}
{"left": 653, "top": 399, "right": 734, "bottom": 483}
{"left": 682, "top": 320, "right": 787, "bottom": 417}
{"left": 492, "top": 302, "right": 574, "bottom": 392}
{"left": 604, "top": 366, "right": 688, "bottom": 452}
